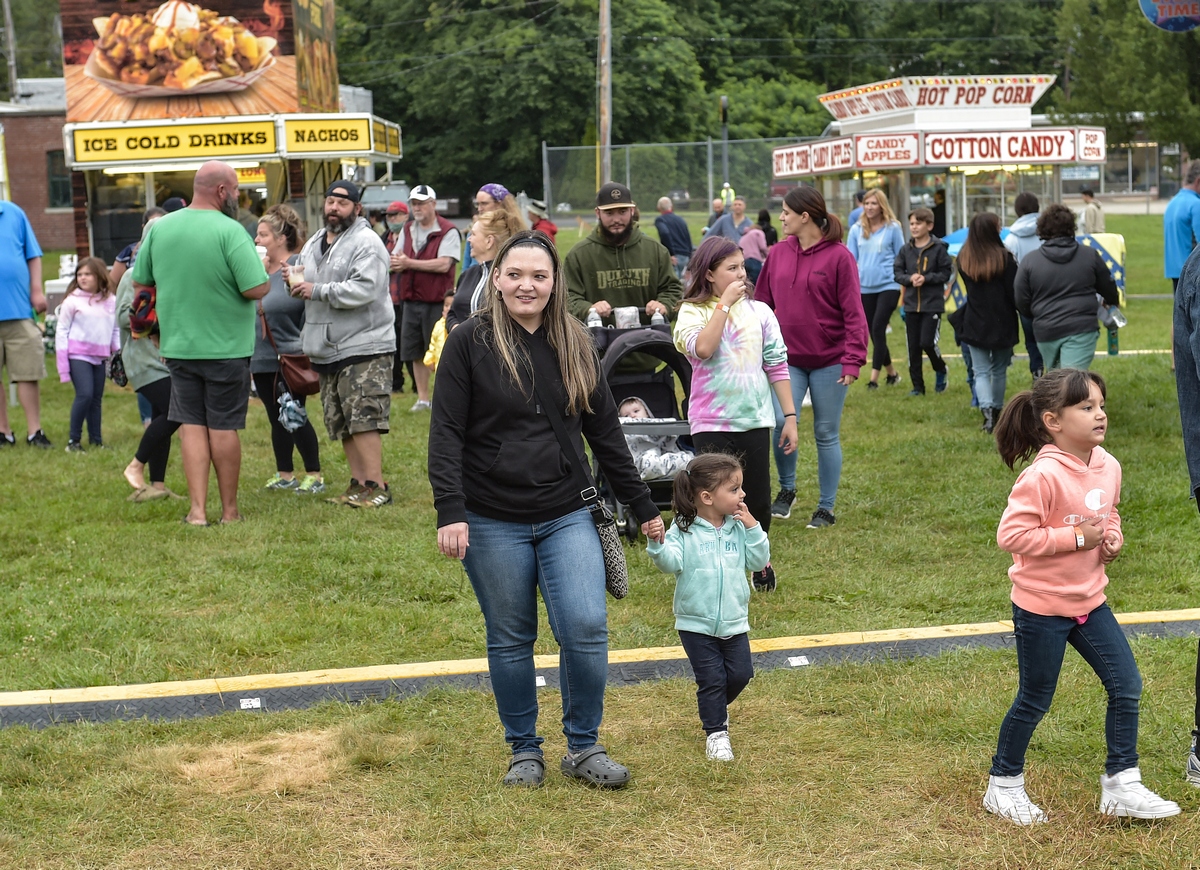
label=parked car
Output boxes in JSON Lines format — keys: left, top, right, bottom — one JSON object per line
{"left": 669, "top": 189, "right": 690, "bottom": 209}
{"left": 359, "top": 181, "right": 411, "bottom": 212}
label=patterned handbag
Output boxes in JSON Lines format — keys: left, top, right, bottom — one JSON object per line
{"left": 533, "top": 380, "right": 630, "bottom": 599}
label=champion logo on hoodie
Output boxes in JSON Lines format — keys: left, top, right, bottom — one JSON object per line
{"left": 1062, "top": 488, "right": 1109, "bottom": 526}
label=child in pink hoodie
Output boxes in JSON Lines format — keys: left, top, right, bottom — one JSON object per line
{"left": 982, "top": 368, "right": 1179, "bottom": 826}
{"left": 55, "top": 257, "right": 118, "bottom": 452}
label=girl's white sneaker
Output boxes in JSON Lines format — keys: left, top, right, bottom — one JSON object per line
{"left": 705, "top": 730, "right": 734, "bottom": 761}
{"left": 983, "top": 774, "right": 1048, "bottom": 825}
{"left": 1099, "top": 768, "right": 1181, "bottom": 819}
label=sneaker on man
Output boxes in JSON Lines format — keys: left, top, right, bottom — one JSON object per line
{"left": 326, "top": 478, "right": 365, "bottom": 505}
{"left": 751, "top": 563, "right": 776, "bottom": 592}
{"left": 1099, "top": 767, "right": 1181, "bottom": 819}
{"left": 935, "top": 371, "right": 948, "bottom": 393}
{"left": 983, "top": 774, "right": 1047, "bottom": 825}
{"left": 770, "top": 488, "right": 796, "bottom": 519}
{"left": 806, "top": 508, "right": 835, "bottom": 529}
{"left": 0, "top": 431, "right": 15, "bottom": 447}
{"left": 705, "top": 730, "right": 734, "bottom": 762}
{"left": 27, "top": 430, "right": 52, "bottom": 448}
{"left": 64, "top": 440, "right": 86, "bottom": 454}
{"left": 264, "top": 473, "right": 299, "bottom": 490}
{"left": 347, "top": 482, "right": 393, "bottom": 508}
{"left": 411, "top": 399, "right": 432, "bottom": 412}
{"left": 1187, "top": 734, "right": 1200, "bottom": 788}
{"left": 295, "top": 475, "right": 326, "bottom": 495}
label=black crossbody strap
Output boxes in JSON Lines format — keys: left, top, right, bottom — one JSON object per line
{"left": 530, "top": 378, "right": 601, "bottom": 511}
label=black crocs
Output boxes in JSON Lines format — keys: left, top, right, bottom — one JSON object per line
{"left": 560, "top": 744, "right": 630, "bottom": 789}
{"left": 502, "top": 751, "right": 545, "bottom": 788}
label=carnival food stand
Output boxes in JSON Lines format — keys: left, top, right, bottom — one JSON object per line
{"left": 58, "top": 0, "right": 401, "bottom": 260}
{"left": 772, "top": 75, "right": 1106, "bottom": 234}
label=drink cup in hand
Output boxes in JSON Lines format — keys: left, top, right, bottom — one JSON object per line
{"left": 287, "top": 264, "right": 306, "bottom": 291}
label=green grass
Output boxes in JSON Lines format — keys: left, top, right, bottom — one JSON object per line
{"left": 3, "top": 641, "right": 1200, "bottom": 867}
{"left": 0, "top": 214, "right": 1196, "bottom": 867}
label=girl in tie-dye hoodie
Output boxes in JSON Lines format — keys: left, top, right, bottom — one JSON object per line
{"left": 673, "top": 235, "right": 797, "bottom": 593}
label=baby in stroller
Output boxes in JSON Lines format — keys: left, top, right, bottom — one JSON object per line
{"left": 618, "top": 396, "right": 694, "bottom": 481}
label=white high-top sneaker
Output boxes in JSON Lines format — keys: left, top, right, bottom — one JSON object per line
{"left": 705, "top": 730, "right": 734, "bottom": 761}
{"left": 983, "top": 774, "right": 1048, "bottom": 825}
{"left": 1099, "top": 767, "right": 1181, "bottom": 819}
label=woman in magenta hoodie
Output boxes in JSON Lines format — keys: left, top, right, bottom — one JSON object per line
{"left": 756, "top": 187, "right": 867, "bottom": 528}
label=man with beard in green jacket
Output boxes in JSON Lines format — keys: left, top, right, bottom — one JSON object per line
{"left": 566, "top": 183, "right": 682, "bottom": 328}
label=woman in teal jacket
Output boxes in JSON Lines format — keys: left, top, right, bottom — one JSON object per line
{"left": 647, "top": 453, "right": 770, "bottom": 763}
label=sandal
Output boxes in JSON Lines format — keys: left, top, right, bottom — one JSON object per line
{"left": 181, "top": 516, "right": 211, "bottom": 527}
{"left": 560, "top": 744, "right": 630, "bottom": 789}
{"left": 502, "top": 751, "right": 546, "bottom": 788}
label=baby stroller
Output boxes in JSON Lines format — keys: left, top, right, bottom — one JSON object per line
{"left": 589, "top": 324, "right": 693, "bottom": 540}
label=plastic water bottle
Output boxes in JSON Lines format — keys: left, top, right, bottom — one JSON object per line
{"left": 650, "top": 311, "right": 666, "bottom": 326}
{"left": 586, "top": 308, "right": 602, "bottom": 328}
{"left": 1108, "top": 306, "right": 1128, "bottom": 328}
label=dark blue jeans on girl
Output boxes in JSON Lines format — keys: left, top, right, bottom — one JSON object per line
{"left": 68, "top": 358, "right": 106, "bottom": 444}
{"left": 679, "top": 630, "right": 754, "bottom": 734}
{"left": 991, "top": 602, "right": 1142, "bottom": 777}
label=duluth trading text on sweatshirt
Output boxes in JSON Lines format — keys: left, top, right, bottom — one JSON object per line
{"left": 996, "top": 443, "right": 1124, "bottom": 618}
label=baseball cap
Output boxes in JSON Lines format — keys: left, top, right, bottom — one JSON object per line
{"left": 596, "top": 182, "right": 635, "bottom": 210}
{"left": 386, "top": 200, "right": 409, "bottom": 215}
{"left": 325, "top": 180, "right": 360, "bottom": 203}
{"left": 409, "top": 184, "right": 437, "bottom": 202}
{"left": 161, "top": 196, "right": 187, "bottom": 212}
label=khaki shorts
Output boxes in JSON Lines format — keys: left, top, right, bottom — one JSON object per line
{"left": 319, "top": 353, "right": 393, "bottom": 441}
{"left": 0, "top": 319, "right": 47, "bottom": 381}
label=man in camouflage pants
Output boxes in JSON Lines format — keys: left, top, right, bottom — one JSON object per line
{"left": 290, "top": 181, "right": 396, "bottom": 507}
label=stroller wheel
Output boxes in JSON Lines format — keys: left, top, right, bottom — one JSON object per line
{"left": 624, "top": 521, "right": 640, "bottom": 542}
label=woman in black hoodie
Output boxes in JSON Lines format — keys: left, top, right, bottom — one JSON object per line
{"left": 430, "top": 231, "right": 664, "bottom": 791}
{"left": 1014, "top": 204, "right": 1119, "bottom": 372}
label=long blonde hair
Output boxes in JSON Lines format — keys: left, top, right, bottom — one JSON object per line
{"left": 483, "top": 231, "right": 598, "bottom": 415}
{"left": 858, "top": 189, "right": 898, "bottom": 240}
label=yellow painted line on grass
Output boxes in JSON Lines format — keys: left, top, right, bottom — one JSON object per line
{"left": 4, "top": 610, "right": 1199, "bottom": 709}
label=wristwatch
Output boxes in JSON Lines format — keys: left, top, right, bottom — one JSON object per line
{"left": 1074, "top": 526, "right": 1085, "bottom": 550}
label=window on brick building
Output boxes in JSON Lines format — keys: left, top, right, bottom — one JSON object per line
{"left": 47, "top": 151, "right": 71, "bottom": 208}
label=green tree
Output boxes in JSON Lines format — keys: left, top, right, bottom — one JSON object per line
{"left": 1055, "top": 0, "right": 1200, "bottom": 152}
{"left": 3, "top": 0, "right": 64, "bottom": 99}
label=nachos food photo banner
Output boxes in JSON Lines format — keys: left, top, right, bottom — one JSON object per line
{"left": 61, "top": 0, "right": 339, "bottom": 122}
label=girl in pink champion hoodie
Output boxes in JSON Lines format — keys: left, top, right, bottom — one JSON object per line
{"left": 982, "top": 368, "right": 1179, "bottom": 826}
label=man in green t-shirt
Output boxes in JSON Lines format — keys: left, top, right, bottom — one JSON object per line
{"left": 132, "top": 161, "right": 269, "bottom": 526}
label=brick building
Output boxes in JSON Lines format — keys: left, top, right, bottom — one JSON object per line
{"left": 0, "top": 79, "right": 73, "bottom": 252}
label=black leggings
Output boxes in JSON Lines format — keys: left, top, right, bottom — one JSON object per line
{"left": 861, "top": 289, "right": 900, "bottom": 372}
{"left": 134, "top": 376, "right": 181, "bottom": 484}
{"left": 252, "top": 372, "right": 321, "bottom": 474}
{"left": 692, "top": 428, "right": 772, "bottom": 535}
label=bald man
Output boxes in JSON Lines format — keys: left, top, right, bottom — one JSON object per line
{"left": 132, "top": 161, "right": 269, "bottom": 525}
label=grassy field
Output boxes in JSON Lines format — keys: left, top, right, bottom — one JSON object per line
{"left": 1, "top": 215, "right": 1196, "bottom": 867}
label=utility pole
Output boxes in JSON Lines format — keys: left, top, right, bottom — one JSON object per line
{"left": 1, "top": 0, "right": 18, "bottom": 103}
{"left": 720, "top": 95, "right": 729, "bottom": 187}
{"left": 597, "top": 0, "right": 612, "bottom": 185}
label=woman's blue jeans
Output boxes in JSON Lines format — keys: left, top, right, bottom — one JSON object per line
{"left": 462, "top": 508, "right": 609, "bottom": 757}
{"left": 991, "top": 602, "right": 1142, "bottom": 777}
{"left": 771, "top": 364, "right": 847, "bottom": 511}
{"left": 962, "top": 344, "right": 1012, "bottom": 410}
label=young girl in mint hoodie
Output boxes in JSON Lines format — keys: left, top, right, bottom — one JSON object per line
{"left": 673, "top": 235, "right": 797, "bottom": 593}
{"left": 647, "top": 452, "right": 770, "bottom": 762}
{"left": 984, "top": 368, "right": 1179, "bottom": 825}
{"left": 55, "top": 257, "right": 119, "bottom": 452}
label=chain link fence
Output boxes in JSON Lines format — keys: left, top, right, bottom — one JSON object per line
{"left": 542, "top": 137, "right": 809, "bottom": 221}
